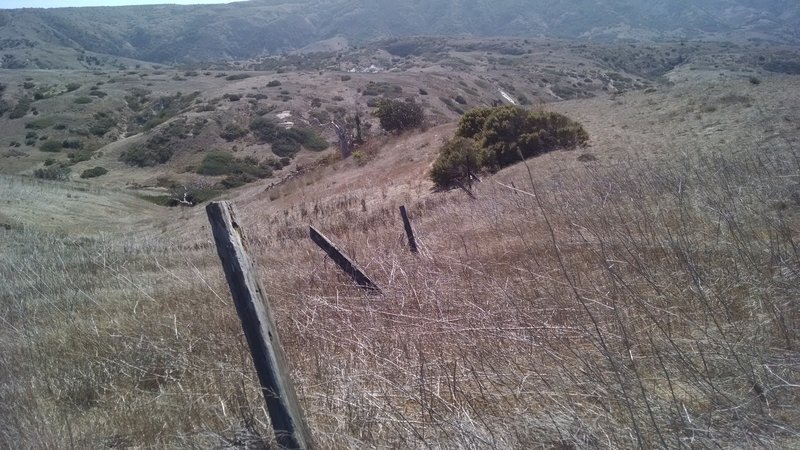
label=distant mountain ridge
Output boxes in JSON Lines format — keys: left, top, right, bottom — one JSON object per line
{"left": 0, "top": 0, "right": 798, "bottom": 67}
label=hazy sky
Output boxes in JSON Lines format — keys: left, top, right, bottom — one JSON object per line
{"left": 1, "top": 0, "right": 236, "bottom": 8}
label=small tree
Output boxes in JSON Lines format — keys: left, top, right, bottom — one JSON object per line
{"left": 429, "top": 137, "right": 483, "bottom": 189}
{"left": 374, "top": 99, "right": 423, "bottom": 133}
{"left": 431, "top": 105, "right": 588, "bottom": 189}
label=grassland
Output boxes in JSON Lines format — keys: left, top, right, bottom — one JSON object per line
{"left": 1, "top": 42, "right": 799, "bottom": 448}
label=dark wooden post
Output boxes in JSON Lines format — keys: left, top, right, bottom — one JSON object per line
{"left": 206, "top": 202, "right": 313, "bottom": 450}
{"left": 309, "top": 226, "right": 380, "bottom": 292}
{"left": 399, "top": 205, "right": 418, "bottom": 253}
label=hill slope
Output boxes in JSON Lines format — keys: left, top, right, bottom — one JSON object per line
{"left": 1, "top": 0, "right": 799, "bottom": 68}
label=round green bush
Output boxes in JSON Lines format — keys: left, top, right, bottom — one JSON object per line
{"left": 80, "top": 167, "right": 108, "bottom": 178}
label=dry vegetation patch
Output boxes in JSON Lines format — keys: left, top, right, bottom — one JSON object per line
{"left": 1, "top": 54, "right": 799, "bottom": 448}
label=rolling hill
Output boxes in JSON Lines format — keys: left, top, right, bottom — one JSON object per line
{"left": 0, "top": 0, "right": 798, "bottom": 68}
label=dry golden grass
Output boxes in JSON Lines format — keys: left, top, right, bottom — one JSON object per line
{"left": 1, "top": 76, "right": 798, "bottom": 448}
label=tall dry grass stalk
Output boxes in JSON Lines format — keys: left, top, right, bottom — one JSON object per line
{"left": 1, "top": 122, "right": 798, "bottom": 447}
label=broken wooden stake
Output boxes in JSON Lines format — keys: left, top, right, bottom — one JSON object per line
{"left": 309, "top": 226, "right": 381, "bottom": 292}
{"left": 206, "top": 201, "right": 313, "bottom": 450}
{"left": 399, "top": 205, "right": 418, "bottom": 253}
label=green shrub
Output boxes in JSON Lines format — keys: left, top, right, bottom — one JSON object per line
{"left": 341, "top": 75, "right": 352, "bottom": 81}
{"left": 9, "top": 97, "right": 31, "bottom": 119}
{"left": 374, "top": 99, "right": 424, "bottom": 132}
{"left": 362, "top": 81, "right": 403, "bottom": 97}
{"left": 197, "top": 151, "right": 237, "bottom": 176}
{"left": 90, "top": 113, "right": 117, "bottom": 136}
{"left": 119, "top": 144, "right": 173, "bottom": 167}
{"left": 74, "top": 96, "right": 92, "bottom": 104}
{"left": 80, "top": 166, "right": 108, "bottom": 178}
{"left": 299, "top": 129, "right": 329, "bottom": 151}
{"left": 67, "top": 148, "right": 93, "bottom": 163}
{"left": 225, "top": 74, "right": 250, "bottom": 81}
{"left": 271, "top": 136, "right": 301, "bottom": 157}
{"left": 249, "top": 116, "right": 279, "bottom": 141}
{"left": 39, "top": 140, "right": 63, "bottom": 152}
{"left": 267, "top": 80, "right": 282, "bottom": 87}
{"left": 310, "top": 109, "right": 331, "bottom": 124}
{"left": 220, "top": 123, "right": 248, "bottom": 142}
{"left": 197, "top": 151, "right": 273, "bottom": 181}
{"left": 89, "top": 90, "right": 107, "bottom": 98}
{"left": 249, "top": 117, "right": 326, "bottom": 156}
{"left": 65, "top": 82, "right": 81, "bottom": 92}
{"left": 430, "top": 105, "right": 588, "bottom": 188}
{"left": 429, "top": 137, "right": 484, "bottom": 189}
{"left": 33, "top": 165, "right": 70, "bottom": 180}
{"left": 61, "top": 139, "right": 83, "bottom": 150}
{"left": 223, "top": 93, "right": 241, "bottom": 101}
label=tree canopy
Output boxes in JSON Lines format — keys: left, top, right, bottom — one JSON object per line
{"left": 431, "top": 105, "right": 588, "bottom": 188}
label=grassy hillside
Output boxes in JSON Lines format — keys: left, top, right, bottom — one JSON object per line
{"left": 1, "top": 51, "right": 798, "bottom": 447}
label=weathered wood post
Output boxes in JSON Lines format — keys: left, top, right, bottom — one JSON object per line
{"left": 206, "top": 201, "right": 312, "bottom": 450}
{"left": 309, "top": 226, "right": 381, "bottom": 292}
{"left": 399, "top": 205, "right": 418, "bottom": 253}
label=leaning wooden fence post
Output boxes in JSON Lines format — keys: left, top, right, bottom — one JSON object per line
{"left": 309, "top": 226, "right": 381, "bottom": 292}
{"left": 399, "top": 205, "right": 418, "bottom": 253}
{"left": 206, "top": 201, "right": 312, "bottom": 450}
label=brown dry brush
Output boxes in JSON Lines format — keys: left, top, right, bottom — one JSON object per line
{"left": 1, "top": 132, "right": 799, "bottom": 447}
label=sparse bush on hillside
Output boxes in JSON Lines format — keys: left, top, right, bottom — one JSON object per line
{"left": 374, "top": 98, "right": 424, "bottom": 133}
{"left": 220, "top": 123, "right": 248, "bottom": 142}
{"left": 90, "top": 112, "right": 117, "bottom": 136}
{"left": 9, "top": 97, "right": 31, "bottom": 119}
{"left": 197, "top": 151, "right": 273, "bottom": 188}
{"left": 119, "top": 143, "right": 173, "bottom": 167}
{"left": 249, "top": 116, "right": 279, "bottom": 141}
{"left": 225, "top": 73, "right": 250, "bottom": 81}
{"left": 67, "top": 148, "right": 94, "bottom": 164}
{"left": 80, "top": 166, "right": 108, "bottom": 178}
{"left": 74, "top": 96, "right": 92, "bottom": 104}
{"left": 250, "top": 117, "right": 328, "bottom": 156}
{"left": 129, "top": 91, "right": 199, "bottom": 132}
{"left": 431, "top": 105, "right": 588, "bottom": 188}
{"left": 124, "top": 87, "right": 150, "bottom": 111}
{"left": 61, "top": 138, "right": 83, "bottom": 150}
{"left": 39, "top": 140, "right": 63, "bottom": 152}
{"left": 267, "top": 80, "right": 281, "bottom": 87}
{"left": 33, "top": 165, "right": 69, "bottom": 180}
{"left": 65, "top": 82, "right": 81, "bottom": 92}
